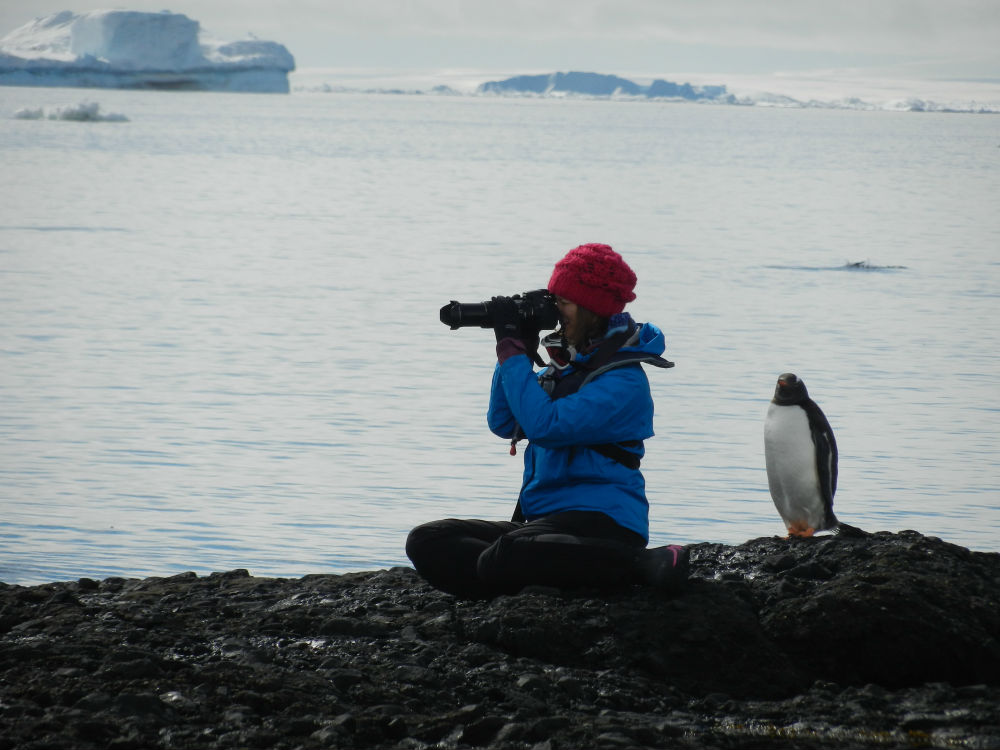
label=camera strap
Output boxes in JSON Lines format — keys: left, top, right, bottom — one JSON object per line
{"left": 528, "top": 345, "right": 547, "bottom": 368}
{"left": 547, "top": 329, "right": 634, "bottom": 398}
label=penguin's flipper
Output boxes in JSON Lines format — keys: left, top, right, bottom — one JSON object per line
{"left": 805, "top": 399, "right": 839, "bottom": 529}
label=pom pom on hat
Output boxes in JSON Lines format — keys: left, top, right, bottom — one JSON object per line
{"left": 547, "top": 243, "right": 637, "bottom": 318}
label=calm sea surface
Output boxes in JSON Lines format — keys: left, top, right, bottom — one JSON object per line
{"left": 1, "top": 87, "right": 998, "bottom": 585}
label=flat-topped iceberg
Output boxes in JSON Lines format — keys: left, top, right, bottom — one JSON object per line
{"left": 478, "top": 71, "right": 730, "bottom": 101}
{"left": 0, "top": 10, "right": 295, "bottom": 93}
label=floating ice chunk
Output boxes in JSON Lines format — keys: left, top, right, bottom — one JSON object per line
{"left": 12, "top": 101, "right": 128, "bottom": 122}
{"left": 12, "top": 106, "right": 44, "bottom": 119}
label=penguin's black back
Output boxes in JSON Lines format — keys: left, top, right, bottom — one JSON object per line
{"left": 803, "top": 396, "right": 839, "bottom": 508}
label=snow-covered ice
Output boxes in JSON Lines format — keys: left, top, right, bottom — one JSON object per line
{"left": 12, "top": 100, "right": 128, "bottom": 122}
{"left": 0, "top": 10, "right": 295, "bottom": 93}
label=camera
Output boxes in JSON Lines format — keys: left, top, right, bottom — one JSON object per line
{"left": 439, "top": 289, "right": 559, "bottom": 332}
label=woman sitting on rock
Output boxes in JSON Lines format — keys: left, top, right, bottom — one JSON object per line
{"left": 406, "top": 243, "right": 689, "bottom": 599}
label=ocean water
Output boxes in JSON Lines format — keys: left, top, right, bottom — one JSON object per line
{"left": 1, "top": 86, "right": 998, "bottom": 585}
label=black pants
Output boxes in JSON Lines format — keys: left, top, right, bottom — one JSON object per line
{"left": 405, "top": 510, "right": 646, "bottom": 599}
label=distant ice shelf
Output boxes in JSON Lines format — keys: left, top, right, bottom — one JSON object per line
{"left": 293, "top": 70, "right": 999, "bottom": 114}
{"left": 0, "top": 10, "right": 295, "bottom": 93}
{"left": 472, "top": 72, "right": 999, "bottom": 113}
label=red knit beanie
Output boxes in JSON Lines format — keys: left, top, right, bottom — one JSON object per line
{"left": 547, "top": 243, "right": 637, "bottom": 318}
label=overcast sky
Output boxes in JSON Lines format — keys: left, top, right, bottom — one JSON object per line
{"left": 3, "top": 0, "right": 999, "bottom": 82}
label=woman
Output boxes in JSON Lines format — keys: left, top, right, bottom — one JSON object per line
{"left": 406, "top": 243, "right": 689, "bottom": 599}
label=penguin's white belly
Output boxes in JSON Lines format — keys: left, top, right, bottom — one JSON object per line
{"left": 764, "top": 404, "right": 825, "bottom": 529}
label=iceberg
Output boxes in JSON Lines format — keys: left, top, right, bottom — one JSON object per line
{"left": 477, "top": 71, "right": 729, "bottom": 101}
{"left": 0, "top": 10, "right": 295, "bottom": 93}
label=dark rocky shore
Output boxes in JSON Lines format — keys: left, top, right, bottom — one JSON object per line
{"left": 2, "top": 530, "right": 998, "bottom": 749}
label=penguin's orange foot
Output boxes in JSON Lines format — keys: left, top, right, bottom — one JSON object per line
{"left": 786, "top": 522, "right": 816, "bottom": 538}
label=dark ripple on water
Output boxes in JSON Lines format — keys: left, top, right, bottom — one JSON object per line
{"left": 765, "top": 260, "right": 908, "bottom": 272}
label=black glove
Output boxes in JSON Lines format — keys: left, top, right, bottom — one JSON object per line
{"left": 520, "top": 322, "right": 541, "bottom": 360}
{"left": 491, "top": 296, "right": 521, "bottom": 342}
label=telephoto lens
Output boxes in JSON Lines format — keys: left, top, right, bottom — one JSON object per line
{"left": 439, "top": 289, "right": 558, "bottom": 332}
{"left": 439, "top": 300, "right": 491, "bottom": 329}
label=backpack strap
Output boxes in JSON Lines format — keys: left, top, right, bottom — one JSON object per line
{"left": 509, "top": 329, "right": 673, "bottom": 522}
{"left": 590, "top": 440, "right": 642, "bottom": 469}
{"left": 555, "top": 330, "right": 669, "bottom": 471}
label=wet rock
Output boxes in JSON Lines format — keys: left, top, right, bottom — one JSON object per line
{"left": 0, "top": 530, "right": 998, "bottom": 748}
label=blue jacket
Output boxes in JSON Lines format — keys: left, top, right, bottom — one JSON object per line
{"left": 487, "top": 321, "right": 670, "bottom": 541}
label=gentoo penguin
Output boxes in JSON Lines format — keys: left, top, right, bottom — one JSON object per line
{"left": 764, "top": 373, "right": 839, "bottom": 537}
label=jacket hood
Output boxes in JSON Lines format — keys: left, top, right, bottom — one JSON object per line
{"left": 575, "top": 318, "right": 667, "bottom": 365}
{"left": 620, "top": 320, "right": 667, "bottom": 358}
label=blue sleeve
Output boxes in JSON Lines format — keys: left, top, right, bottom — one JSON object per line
{"left": 487, "top": 362, "right": 518, "bottom": 438}
{"left": 496, "top": 354, "right": 653, "bottom": 447}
